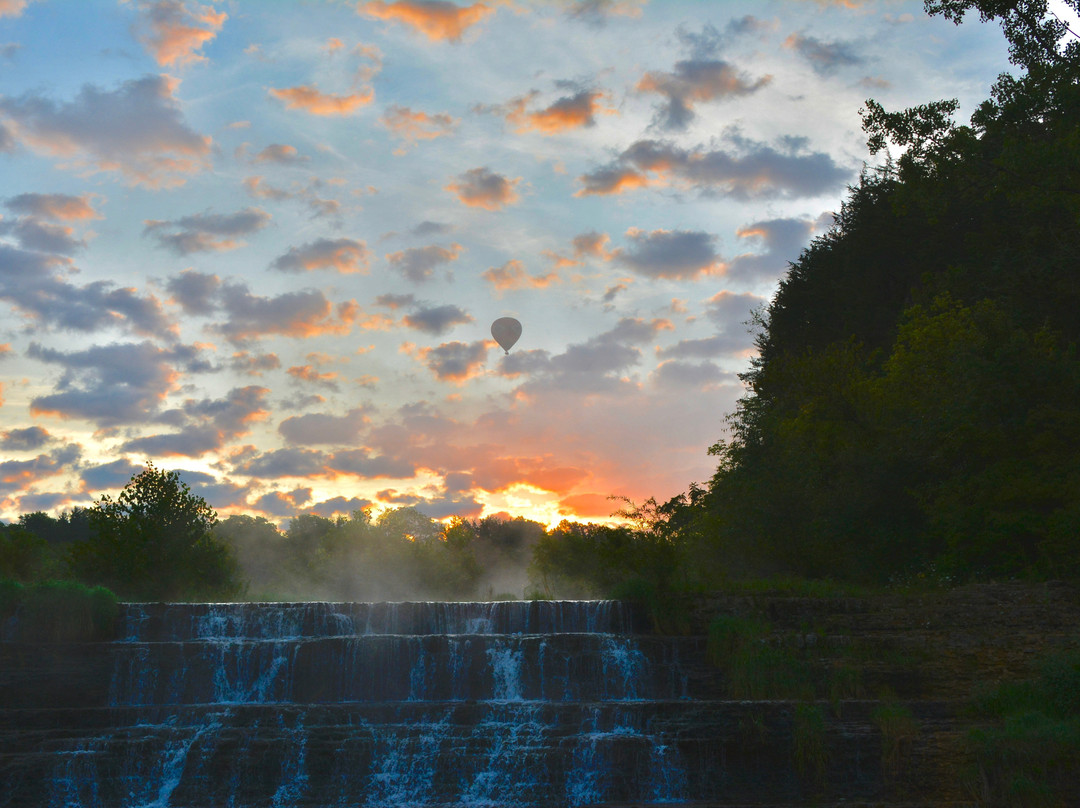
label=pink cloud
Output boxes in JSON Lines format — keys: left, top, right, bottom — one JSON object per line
{"left": 359, "top": 1, "right": 495, "bottom": 42}
{"left": 481, "top": 259, "right": 559, "bottom": 293}
{"left": 380, "top": 105, "right": 459, "bottom": 152}
{"left": 269, "top": 85, "right": 374, "bottom": 116}
{"left": 132, "top": 1, "right": 227, "bottom": 67}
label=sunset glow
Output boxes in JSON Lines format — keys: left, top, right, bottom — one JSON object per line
{"left": 0, "top": 0, "right": 1012, "bottom": 526}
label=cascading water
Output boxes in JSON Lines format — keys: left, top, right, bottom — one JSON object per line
{"left": 0, "top": 600, "right": 716, "bottom": 807}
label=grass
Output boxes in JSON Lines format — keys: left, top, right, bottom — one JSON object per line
{"left": 793, "top": 702, "right": 828, "bottom": 787}
{"left": 0, "top": 578, "right": 119, "bottom": 641}
{"left": 964, "top": 651, "right": 1080, "bottom": 807}
{"left": 872, "top": 699, "right": 919, "bottom": 778}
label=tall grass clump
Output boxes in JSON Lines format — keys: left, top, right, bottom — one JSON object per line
{"left": 0, "top": 578, "right": 119, "bottom": 642}
{"left": 793, "top": 702, "right": 828, "bottom": 787}
{"left": 706, "top": 614, "right": 815, "bottom": 700}
{"left": 965, "top": 651, "right": 1080, "bottom": 807}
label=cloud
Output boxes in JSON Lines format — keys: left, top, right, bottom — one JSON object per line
{"left": 327, "top": 448, "right": 416, "bottom": 479}
{"left": 614, "top": 228, "right": 724, "bottom": 280}
{"left": 80, "top": 459, "right": 144, "bottom": 492}
{"left": 252, "top": 488, "right": 312, "bottom": 517}
{"left": 445, "top": 167, "right": 520, "bottom": 210}
{"left": 269, "top": 85, "right": 374, "bottom": 116}
{"left": 165, "top": 268, "right": 221, "bottom": 315}
{"left": 0, "top": 243, "right": 173, "bottom": 336}
{"left": 0, "top": 74, "right": 212, "bottom": 187}
{"left": 557, "top": 492, "right": 617, "bottom": 518}
{"left": 725, "top": 216, "right": 818, "bottom": 283}
{"left": 650, "top": 359, "right": 731, "bottom": 389}
{"left": 28, "top": 340, "right": 207, "bottom": 426}
{"left": 143, "top": 207, "right": 270, "bottom": 254}
{"left": 386, "top": 242, "right": 463, "bottom": 283}
{"left": 287, "top": 364, "right": 341, "bottom": 390}
{"left": 402, "top": 304, "right": 474, "bottom": 335}
{"left": 250, "top": 143, "right": 308, "bottom": 164}
{"left": 504, "top": 317, "right": 671, "bottom": 395}
{"left": 278, "top": 408, "right": 370, "bottom": 446}
{"left": 406, "top": 339, "right": 489, "bottom": 384}
{"left": 231, "top": 447, "right": 327, "bottom": 479}
{"left": 499, "top": 89, "right": 615, "bottom": 135}
{"left": 271, "top": 237, "right": 370, "bottom": 274}
{"left": 120, "top": 386, "right": 270, "bottom": 458}
{"left": 655, "top": 333, "right": 752, "bottom": 359}
{"left": 228, "top": 350, "right": 280, "bottom": 375}
{"left": 0, "top": 218, "right": 85, "bottom": 254}
{"left": 0, "top": 426, "right": 52, "bottom": 451}
{"left": 380, "top": 105, "right": 458, "bottom": 152}
{"left": 577, "top": 135, "right": 851, "bottom": 200}
{"left": 703, "top": 290, "right": 765, "bottom": 331}
{"left": 0, "top": 0, "right": 32, "bottom": 19}
{"left": 0, "top": 444, "right": 81, "bottom": 496}
{"left": 306, "top": 495, "right": 373, "bottom": 518}
{"left": 375, "top": 293, "right": 417, "bottom": 309}
{"left": 213, "top": 282, "right": 360, "bottom": 343}
{"left": 481, "top": 259, "right": 559, "bottom": 293}
{"left": 637, "top": 60, "right": 771, "bottom": 130}
{"left": 359, "top": 1, "right": 495, "bottom": 42}
{"left": 5, "top": 192, "right": 102, "bottom": 221}
{"left": 243, "top": 176, "right": 293, "bottom": 201}
{"left": 783, "top": 32, "right": 863, "bottom": 75}
{"left": 131, "top": 0, "right": 227, "bottom": 67}
{"left": 561, "top": 0, "right": 644, "bottom": 23}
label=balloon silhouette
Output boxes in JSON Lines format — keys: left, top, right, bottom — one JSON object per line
{"left": 491, "top": 317, "right": 522, "bottom": 354}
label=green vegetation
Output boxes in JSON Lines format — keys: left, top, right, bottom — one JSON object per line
{"left": 70, "top": 463, "right": 240, "bottom": 601}
{"left": 873, "top": 699, "right": 919, "bottom": 779}
{"left": 793, "top": 703, "right": 828, "bottom": 787}
{"left": 0, "top": 579, "right": 118, "bottom": 642}
{"left": 965, "top": 652, "right": 1080, "bottom": 807}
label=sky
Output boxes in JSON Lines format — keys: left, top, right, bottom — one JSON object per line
{"left": 0, "top": 0, "right": 1017, "bottom": 527}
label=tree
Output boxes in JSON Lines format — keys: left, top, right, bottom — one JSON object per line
{"left": 70, "top": 463, "right": 240, "bottom": 600}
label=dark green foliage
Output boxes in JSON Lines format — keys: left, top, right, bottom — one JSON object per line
{"left": 70, "top": 463, "right": 240, "bottom": 601}
{"left": 690, "top": 0, "right": 1080, "bottom": 585}
{"left": 873, "top": 700, "right": 919, "bottom": 778}
{"left": 966, "top": 651, "right": 1080, "bottom": 807}
{"left": 0, "top": 526, "right": 60, "bottom": 582}
{"left": 0, "top": 578, "right": 119, "bottom": 641}
{"left": 793, "top": 703, "right": 828, "bottom": 787}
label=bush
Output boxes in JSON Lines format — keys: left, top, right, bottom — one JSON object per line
{"left": 1, "top": 578, "right": 119, "bottom": 641}
{"left": 965, "top": 651, "right": 1080, "bottom": 806}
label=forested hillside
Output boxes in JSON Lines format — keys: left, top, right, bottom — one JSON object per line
{"left": 680, "top": 0, "right": 1080, "bottom": 585}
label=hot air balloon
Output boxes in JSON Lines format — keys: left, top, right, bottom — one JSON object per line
{"left": 491, "top": 317, "right": 522, "bottom": 354}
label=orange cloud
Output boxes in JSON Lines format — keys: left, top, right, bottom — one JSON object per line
{"left": 380, "top": 105, "right": 459, "bottom": 152}
{"left": 269, "top": 85, "right": 374, "bottom": 116}
{"left": 557, "top": 492, "right": 617, "bottom": 518}
{"left": 507, "top": 89, "right": 615, "bottom": 135}
{"left": 5, "top": 192, "right": 102, "bottom": 221}
{"left": 481, "top": 259, "right": 559, "bottom": 293}
{"left": 574, "top": 168, "right": 654, "bottom": 197}
{"left": 359, "top": 1, "right": 495, "bottom": 42}
{"left": 0, "top": 0, "right": 31, "bottom": 18}
{"left": 572, "top": 230, "right": 614, "bottom": 260}
{"left": 134, "top": 1, "right": 227, "bottom": 67}
{"left": 445, "top": 167, "right": 521, "bottom": 210}
{"left": 287, "top": 365, "right": 340, "bottom": 384}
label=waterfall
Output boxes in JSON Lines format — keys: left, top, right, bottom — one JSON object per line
{"left": 1, "top": 600, "right": 713, "bottom": 807}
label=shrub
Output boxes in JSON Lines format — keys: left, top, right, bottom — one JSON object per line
{"left": 1, "top": 578, "right": 119, "bottom": 642}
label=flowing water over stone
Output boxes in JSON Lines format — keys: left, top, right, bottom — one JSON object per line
{"left": 1, "top": 600, "right": 725, "bottom": 807}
